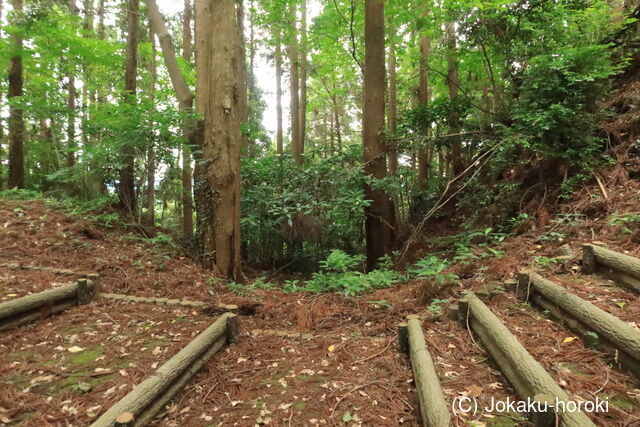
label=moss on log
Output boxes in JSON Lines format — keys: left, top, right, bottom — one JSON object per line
{"left": 400, "top": 315, "right": 451, "bottom": 427}
{"left": 583, "top": 244, "right": 640, "bottom": 293}
{"left": 459, "top": 292, "right": 595, "bottom": 427}
{"left": 91, "top": 312, "right": 238, "bottom": 427}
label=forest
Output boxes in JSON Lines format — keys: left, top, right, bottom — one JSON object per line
{"left": 0, "top": 0, "right": 639, "bottom": 426}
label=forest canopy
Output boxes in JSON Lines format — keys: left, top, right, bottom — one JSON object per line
{"left": 0, "top": 0, "right": 637, "bottom": 279}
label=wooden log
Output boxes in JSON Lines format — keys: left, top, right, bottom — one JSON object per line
{"left": 518, "top": 271, "right": 640, "bottom": 364}
{"left": 0, "top": 280, "right": 95, "bottom": 330}
{"left": 583, "top": 244, "right": 640, "bottom": 293}
{"left": 459, "top": 292, "right": 595, "bottom": 427}
{"left": 403, "top": 315, "right": 451, "bottom": 427}
{"left": 132, "top": 335, "right": 226, "bottom": 426}
{"left": 528, "top": 292, "right": 640, "bottom": 378}
{"left": 0, "top": 299, "right": 77, "bottom": 332}
{"left": 91, "top": 313, "right": 238, "bottom": 427}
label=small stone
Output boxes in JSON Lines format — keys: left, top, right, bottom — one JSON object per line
{"left": 77, "top": 382, "right": 92, "bottom": 393}
{"left": 554, "top": 244, "right": 574, "bottom": 257}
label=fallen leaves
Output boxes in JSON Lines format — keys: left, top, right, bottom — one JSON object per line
{"left": 465, "top": 385, "right": 483, "bottom": 398}
{"left": 67, "top": 346, "right": 84, "bottom": 353}
{"left": 30, "top": 375, "right": 54, "bottom": 385}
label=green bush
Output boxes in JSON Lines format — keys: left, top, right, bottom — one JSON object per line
{"left": 241, "top": 147, "right": 369, "bottom": 270}
{"left": 302, "top": 250, "right": 403, "bottom": 296}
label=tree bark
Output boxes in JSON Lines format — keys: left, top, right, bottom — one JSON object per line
{"left": 288, "top": 3, "right": 302, "bottom": 164}
{"left": 64, "top": 0, "right": 79, "bottom": 169}
{"left": 97, "top": 0, "right": 106, "bottom": 107}
{"left": 445, "top": 21, "right": 463, "bottom": 176}
{"left": 144, "top": 29, "right": 157, "bottom": 227}
{"left": 299, "top": 0, "right": 308, "bottom": 151}
{"left": 363, "top": 0, "right": 395, "bottom": 271}
{"left": 181, "top": 0, "right": 194, "bottom": 236}
{"left": 417, "top": 20, "right": 431, "bottom": 185}
{"left": 387, "top": 32, "right": 398, "bottom": 176}
{"left": 0, "top": 0, "right": 3, "bottom": 189}
{"left": 275, "top": 32, "right": 284, "bottom": 156}
{"left": 195, "top": 0, "right": 244, "bottom": 281}
{"left": 8, "top": 0, "right": 24, "bottom": 189}
{"left": 118, "top": 0, "right": 139, "bottom": 212}
{"left": 146, "top": 0, "right": 194, "bottom": 109}
{"left": 332, "top": 94, "right": 342, "bottom": 149}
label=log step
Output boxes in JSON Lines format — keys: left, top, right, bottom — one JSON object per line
{"left": 98, "top": 293, "right": 238, "bottom": 314}
{"left": 91, "top": 312, "right": 239, "bottom": 427}
{"left": 517, "top": 271, "right": 640, "bottom": 379}
{"left": 582, "top": 243, "right": 640, "bottom": 293}
{"left": 458, "top": 292, "right": 596, "bottom": 427}
{"left": 397, "top": 315, "right": 451, "bottom": 427}
{"left": 0, "top": 279, "right": 96, "bottom": 332}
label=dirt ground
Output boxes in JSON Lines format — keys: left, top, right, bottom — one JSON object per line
{"left": 1, "top": 186, "right": 640, "bottom": 426}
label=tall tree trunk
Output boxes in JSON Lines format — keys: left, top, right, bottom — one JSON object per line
{"left": 97, "top": 0, "right": 106, "bottom": 106}
{"left": 81, "top": 0, "right": 93, "bottom": 148}
{"left": 246, "top": 0, "right": 256, "bottom": 157}
{"left": 387, "top": 29, "right": 398, "bottom": 175}
{"left": 332, "top": 94, "right": 342, "bottom": 150}
{"left": 275, "top": 31, "right": 284, "bottom": 156}
{"left": 195, "top": 0, "right": 244, "bottom": 280}
{"left": 0, "top": 0, "right": 3, "bottom": 189}
{"left": 65, "top": 0, "right": 79, "bottom": 169}
{"left": 0, "top": 119, "right": 4, "bottom": 190}
{"left": 146, "top": 0, "right": 201, "bottom": 240}
{"left": 118, "top": 0, "right": 139, "bottom": 212}
{"left": 446, "top": 21, "right": 463, "bottom": 176}
{"left": 299, "top": 0, "right": 307, "bottom": 151}
{"left": 288, "top": 3, "right": 302, "bottom": 164}
{"left": 181, "top": 0, "right": 194, "bottom": 236}
{"left": 236, "top": 0, "right": 249, "bottom": 155}
{"left": 8, "top": 0, "right": 25, "bottom": 189}
{"left": 417, "top": 21, "right": 431, "bottom": 185}
{"left": 144, "top": 29, "right": 157, "bottom": 227}
{"left": 363, "top": 0, "right": 394, "bottom": 271}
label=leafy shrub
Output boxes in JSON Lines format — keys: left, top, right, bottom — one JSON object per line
{"left": 302, "top": 250, "right": 403, "bottom": 296}
{"left": 241, "top": 148, "right": 369, "bottom": 271}
{"left": 0, "top": 188, "right": 42, "bottom": 200}
{"left": 408, "top": 256, "right": 458, "bottom": 284}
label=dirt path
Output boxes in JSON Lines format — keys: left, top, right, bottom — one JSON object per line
{"left": 2, "top": 198, "right": 640, "bottom": 426}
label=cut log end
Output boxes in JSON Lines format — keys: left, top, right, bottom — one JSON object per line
{"left": 115, "top": 412, "right": 134, "bottom": 426}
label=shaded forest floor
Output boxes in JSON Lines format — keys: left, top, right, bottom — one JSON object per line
{"left": 1, "top": 182, "right": 640, "bottom": 426}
